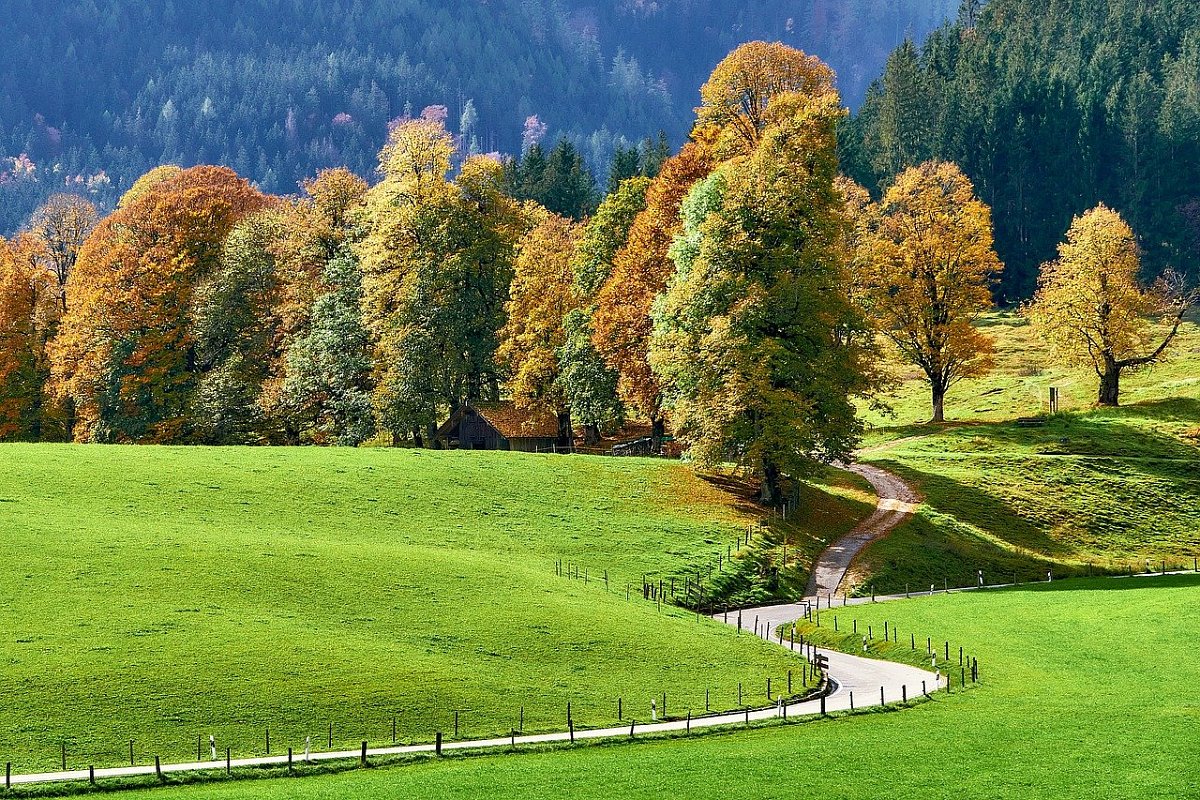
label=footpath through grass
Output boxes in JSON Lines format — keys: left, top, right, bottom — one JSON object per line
{"left": 846, "top": 313, "right": 1200, "bottom": 594}
{"left": 0, "top": 445, "right": 829, "bottom": 773}
{"left": 96, "top": 573, "right": 1200, "bottom": 799}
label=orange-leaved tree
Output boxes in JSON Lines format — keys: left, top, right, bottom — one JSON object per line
{"left": 590, "top": 140, "right": 716, "bottom": 440}
{"left": 0, "top": 236, "right": 60, "bottom": 439}
{"left": 49, "top": 166, "right": 269, "bottom": 442}
{"left": 857, "top": 161, "right": 1002, "bottom": 423}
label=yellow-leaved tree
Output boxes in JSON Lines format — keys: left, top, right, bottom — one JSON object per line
{"left": 1027, "top": 204, "right": 1198, "bottom": 406}
{"left": 857, "top": 161, "right": 1003, "bottom": 423}
{"left": 497, "top": 208, "right": 581, "bottom": 444}
{"left": 697, "top": 40, "right": 836, "bottom": 157}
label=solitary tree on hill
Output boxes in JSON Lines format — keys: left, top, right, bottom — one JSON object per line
{"left": 856, "top": 161, "right": 1002, "bottom": 423}
{"left": 1027, "top": 205, "right": 1198, "bottom": 407}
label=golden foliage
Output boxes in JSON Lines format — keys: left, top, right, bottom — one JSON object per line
{"left": 1027, "top": 204, "right": 1196, "bottom": 405}
{"left": 497, "top": 209, "right": 581, "bottom": 414}
{"left": 49, "top": 166, "right": 270, "bottom": 442}
{"left": 0, "top": 236, "right": 60, "bottom": 439}
{"left": 697, "top": 41, "right": 836, "bottom": 157}
{"left": 857, "top": 161, "right": 1002, "bottom": 421}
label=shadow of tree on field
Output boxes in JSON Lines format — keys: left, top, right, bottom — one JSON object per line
{"left": 869, "top": 461, "right": 1080, "bottom": 560}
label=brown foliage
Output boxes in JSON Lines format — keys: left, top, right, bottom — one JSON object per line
{"left": 49, "top": 166, "right": 270, "bottom": 442}
{"left": 590, "top": 140, "right": 716, "bottom": 420}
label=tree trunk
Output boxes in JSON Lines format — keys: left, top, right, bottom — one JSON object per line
{"left": 407, "top": 429, "right": 419, "bottom": 448}
{"left": 651, "top": 416, "right": 665, "bottom": 453}
{"left": 557, "top": 410, "right": 574, "bottom": 450}
{"left": 1098, "top": 361, "right": 1121, "bottom": 407}
{"left": 582, "top": 424, "right": 601, "bottom": 446}
{"left": 930, "top": 382, "right": 946, "bottom": 424}
{"left": 760, "top": 461, "right": 782, "bottom": 506}
{"left": 426, "top": 422, "right": 439, "bottom": 449}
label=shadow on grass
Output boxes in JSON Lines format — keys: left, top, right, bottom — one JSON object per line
{"left": 870, "top": 461, "right": 1077, "bottom": 559}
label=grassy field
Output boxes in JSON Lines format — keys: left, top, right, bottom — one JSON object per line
{"left": 89, "top": 573, "right": 1200, "bottom": 799}
{"left": 843, "top": 313, "right": 1200, "bottom": 594}
{"left": 0, "top": 445, "right": 871, "bottom": 773}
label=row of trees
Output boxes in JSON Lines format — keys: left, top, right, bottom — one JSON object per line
{"left": 845, "top": 161, "right": 1196, "bottom": 423}
{"left": 1, "top": 41, "right": 1194, "bottom": 505}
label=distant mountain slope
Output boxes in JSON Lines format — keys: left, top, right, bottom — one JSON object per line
{"left": 0, "top": 0, "right": 955, "bottom": 232}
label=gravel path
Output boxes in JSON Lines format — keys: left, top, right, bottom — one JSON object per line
{"left": 804, "top": 463, "right": 921, "bottom": 598}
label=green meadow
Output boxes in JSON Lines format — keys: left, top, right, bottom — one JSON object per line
{"left": 844, "top": 313, "right": 1200, "bottom": 593}
{"left": 95, "top": 574, "right": 1200, "bottom": 799}
{"left": 0, "top": 445, "right": 833, "bottom": 772}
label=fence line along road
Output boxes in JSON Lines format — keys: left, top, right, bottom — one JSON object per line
{"left": 7, "top": 624, "right": 938, "bottom": 788}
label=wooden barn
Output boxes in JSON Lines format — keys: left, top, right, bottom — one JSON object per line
{"left": 435, "top": 402, "right": 561, "bottom": 452}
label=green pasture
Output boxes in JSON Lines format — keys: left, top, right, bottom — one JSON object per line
{"left": 91, "top": 573, "right": 1200, "bottom": 799}
{"left": 0, "top": 445, "right": 829, "bottom": 772}
{"left": 845, "top": 314, "right": 1200, "bottom": 593}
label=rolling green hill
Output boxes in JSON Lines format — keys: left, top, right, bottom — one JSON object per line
{"left": 844, "top": 313, "right": 1200, "bottom": 593}
{"left": 0, "top": 446, "right": 847, "bottom": 772}
{"left": 98, "top": 574, "right": 1200, "bottom": 799}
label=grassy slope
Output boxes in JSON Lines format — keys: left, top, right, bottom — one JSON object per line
{"left": 107, "top": 574, "right": 1200, "bottom": 799}
{"left": 845, "top": 313, "right": 1200, "bottom": 593}
{"left": 0, "top": 445, "right": 863, "bottom": 772}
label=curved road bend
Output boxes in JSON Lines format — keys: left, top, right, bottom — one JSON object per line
{"left": 804, "top": 463, "right": 921, "bottom": 598}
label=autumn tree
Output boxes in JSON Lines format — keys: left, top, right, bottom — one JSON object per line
{"left": 360, "top": 120, "right": 527, "bottom": 444}
{"left": 591, "top": 140, "right": 715, "bottom": 441}
{"left": 697, "top": 40, "right": 836, "bottom": 157}
{"left": 652, "top": 89, "right": 874, "bottom": 504}
{"left": 27, "top": 194, "right": 99, "bottom": 313}
{"left": 497, "top": 209, "right": 580, "bottom": 444}
{"left": 49, "top": 166, "right": 269, "bottom": 442}
{"left": 190, "top": 208, "right": 291, "bottom": 444}
{"left": 572, "top": 176, "right": 650, "bottom": 296}
{"left": 1027, "top": 205, "right": 1198, "bottom": 406}
{"left": 191, "top": 169, "right": 369, "bottom": 445}
{"left": 857, "top": 161, "right": 1003, "bottom": 423}
{"left": 282, "top": 249, "right": 375, "bottom": 445}
{"left": 558, "top": 310, "right": 623, "bottom": 444}
{"left": 557, "top": 176, "right": 649, "bottom": 441}
{"left": 0, "top": 237, "right": 60, "bottom": 440}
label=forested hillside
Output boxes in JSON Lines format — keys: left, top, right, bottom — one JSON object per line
{"left": 0, "top": 0, "right": 954, "bottom": 233}
{"left": 842, "top": 0, "right": 1200, "bottom": 299}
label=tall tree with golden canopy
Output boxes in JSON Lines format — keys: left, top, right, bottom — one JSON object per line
{"left": 857, "top": 160, "right": 1002, "bottom": 423}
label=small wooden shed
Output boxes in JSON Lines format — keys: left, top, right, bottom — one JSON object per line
{"left": 435, "top": 401, "right": 560, "bottom": 452}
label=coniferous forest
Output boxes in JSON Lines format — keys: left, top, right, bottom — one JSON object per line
{"left": 0, "top": 0, "right": 955, "bottom": 234}
{"left": 843, "top": 0, "right": 1200, "bottom": 299}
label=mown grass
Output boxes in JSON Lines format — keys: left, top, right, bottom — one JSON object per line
{"left": 87, "top": 573, "right": 1200, "bottom": 799}
{"left": 0, "top": 445, "right": 852, "bottom": 773}
{"left": 846, "top": 313, "right": 1200, "bottom": 594}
